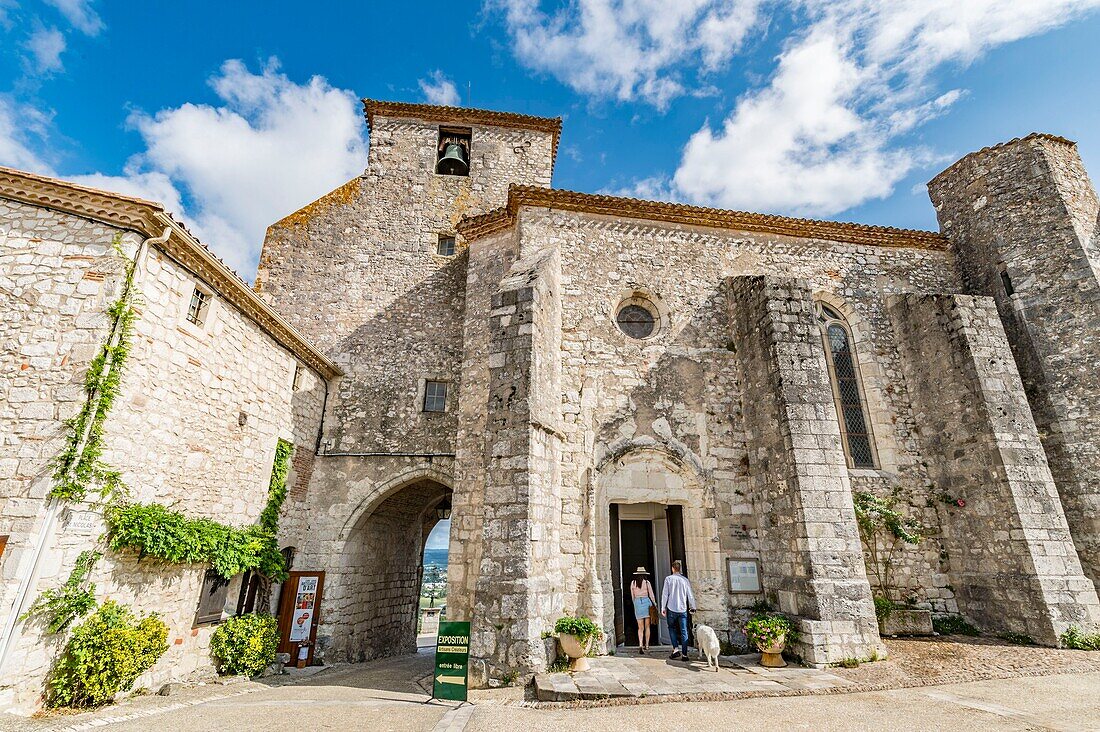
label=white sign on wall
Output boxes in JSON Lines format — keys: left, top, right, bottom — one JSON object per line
{"left": 289, "top": 575, "right": 320, "bottom": 642}
{"left": 727, "top": 558, "right": 762, "bottom": 593}
{"left": 67, "top": 511, "right": 99, "bottom": 535}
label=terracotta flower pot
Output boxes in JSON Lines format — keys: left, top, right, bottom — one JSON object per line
{"left": 557, "top": 633, "right": 593, "bottom": 672}
{"left": 756, "top": 633, "right": 787, "bottom": 668}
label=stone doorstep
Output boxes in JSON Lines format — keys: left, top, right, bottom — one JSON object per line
{"left": 534, "top": 653, "right": 848, "bottom": 702}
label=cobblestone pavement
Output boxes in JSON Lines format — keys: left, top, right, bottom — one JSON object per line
{"left": 536, "top": 646, "right": 852, "bottom": 700}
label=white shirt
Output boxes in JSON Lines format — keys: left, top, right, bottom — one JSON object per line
{"left": 660, "top": 572, "right": 697, "bottom": 614}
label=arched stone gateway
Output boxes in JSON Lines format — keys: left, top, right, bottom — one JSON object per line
{"left": 324, "top": 474, "right": 452, "bottom": 663}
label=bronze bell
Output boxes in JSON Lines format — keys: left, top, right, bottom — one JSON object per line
{"left": 436, "top": 142, "right": 469, "bottom": 175}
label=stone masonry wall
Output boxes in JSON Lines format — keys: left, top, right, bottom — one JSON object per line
{"left": 889, "top": 293, "right": 1100, "bottom": 644}
{"left": 929, "top": 135, "right": 1100, "bottom": 587}
{"left": 509, "top": 206, "right": 960, "bottom": 653}
{"left": 470, "top": 247, "right": 564, "bottom": 682}
{"left": 0, "top": 202, "right": 325, "bottom": 712}
{"left": 256, "top": 114, "right": 554, "bottom": 456}
{"left": 0, "top": 200, "right": 140, "bottom": 682}
{"left": 255, "top": 113, "right": 555, "bottom": 673}
{"left": 729, "top": 275, "right": 883, "bottom": 665}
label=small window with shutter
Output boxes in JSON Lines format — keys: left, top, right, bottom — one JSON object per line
{"left": 194, "top": 569, "right": 230, "bottom": 627}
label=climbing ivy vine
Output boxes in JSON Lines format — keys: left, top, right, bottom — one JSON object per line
{"left": 19, "top": 550, "right": 101, "bottom": 634}
{"left": 50, "top": 235, "right": 136, "bottom": 503}
{"left": 103, "top": 439, "right": 294, "bottom": 581}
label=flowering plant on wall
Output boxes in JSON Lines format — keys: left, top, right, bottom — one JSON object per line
{"left": 852, "top": 491, "right": 922, "bottom": 607}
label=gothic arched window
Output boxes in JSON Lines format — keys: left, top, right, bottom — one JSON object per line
{"left": 816, "top": 302, "right": 877, "bottom": 468}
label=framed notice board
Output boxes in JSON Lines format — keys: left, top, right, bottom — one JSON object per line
{"left": 277, "top": 571, "right": 325, "bottom": 667}
{"left": 433, "top": 621, "right": 470, "bottom": 702}
{"left": 727, "top": 558, "right": 762, "bottom": 593}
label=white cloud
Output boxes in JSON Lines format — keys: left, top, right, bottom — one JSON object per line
{"left": 419, "top": 70, "right": 461, "bottom": 106}
{"left": 674, "top": 27, "right": 923, "bottom": 216}
{"left": 44, "top": 0, "right": 103, "bottom": 36}
{"left": 0, "top": 97, "right": 53, "bottom": 171}
{"left": 0, "top": 60, "right": 367, "bottom": 278}
{"left": 494, "top": 0, "right": 1100, "bottom": 215}
{"left": 671, "top": 1, "right": 1100, "bottom": 216}
{"left": 122, "top": 59, "right": 368, "bottom": 274}
{"left": 491, "top": 0, "right": 763, "bottom": 109}
{"left": 25, "top": 26, "right": 66, "bottom": 74}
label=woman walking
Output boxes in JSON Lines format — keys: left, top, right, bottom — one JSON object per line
{"left": 630, "top": 566, "right": 657, "bottom": 653}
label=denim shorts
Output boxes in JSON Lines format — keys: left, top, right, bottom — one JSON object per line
{"left": 632, "top": 596, "right": 653, "bottom": 619}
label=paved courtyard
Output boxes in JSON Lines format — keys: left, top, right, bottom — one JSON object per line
{"left": 535, "top": 646, "right": 852, "bottom": 700}
{"left": 3, "top": 638, "right": 1099, "bottom": 731}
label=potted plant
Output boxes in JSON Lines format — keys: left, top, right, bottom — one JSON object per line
{"left": 744, "top": 613, "right": 795, "bottom": 668}
{"left": 553, "top": 615, "right": 602, "bottom": 672}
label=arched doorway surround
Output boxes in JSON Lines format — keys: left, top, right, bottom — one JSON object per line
{"left": 587, "top": 445, "right": 722, "bottom": 648}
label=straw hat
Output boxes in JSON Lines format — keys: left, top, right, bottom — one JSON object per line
{"left": 633, "top": 566, "right": 650, "bottom": 575}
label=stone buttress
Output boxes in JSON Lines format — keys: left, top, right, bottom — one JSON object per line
{"left": 729, "top": 275, "right": 885, "bottom": 665}
{"left": 470, "top": 247, "right": 565, "bottom": 682}
{"left": 889, "top": 293, "right": 1100, "bottom": 643}
{"left": 929, "top": 135, "right": 1100, "bottom": 587}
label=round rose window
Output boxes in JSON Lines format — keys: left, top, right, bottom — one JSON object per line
{"left": 616, "top": 300, "right": 659, "bottom": 339}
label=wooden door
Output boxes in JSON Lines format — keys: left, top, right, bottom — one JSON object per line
{"left": 665, "top": 505, "right": 694, "bottom": 646}
{"left": 609, "top": 505, "right": 624, "bottom": 645}
{"left": 276, "top": 571, "right": 325, "bottom": 667}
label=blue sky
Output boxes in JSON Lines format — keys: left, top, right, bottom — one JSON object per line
{"left": 3, "top": 1, "right": 1100, "bottom": 276}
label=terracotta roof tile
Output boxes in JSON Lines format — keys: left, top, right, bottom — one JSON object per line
{"left": 458, "top": 185, "right": 948, "bottom": 250}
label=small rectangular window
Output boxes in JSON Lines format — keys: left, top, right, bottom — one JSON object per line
{"left": 423, "top": 380, "right": 448, "bottom": 412}
{"left": 999, "top": 267, "right": 1015, "bottom": 297}
{"left": 292, "top": 364, "right": 303, "bottom": 391}
{"left": 194, "top": 569, "right": 230, "bottom": 627}
{"left": 187, "top": 287, "right": 211, "bottom": 326}
{"left": 437, "top": 235, "right": 456, "bottom": 256}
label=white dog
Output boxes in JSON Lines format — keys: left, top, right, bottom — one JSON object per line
{"left": 694, "top": 623, "right": 721, "bottom": 672}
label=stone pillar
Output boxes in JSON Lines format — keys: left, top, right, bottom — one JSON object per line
{"left": 729, "top": 275, "right": 884, "bottom": 666}
{"left": 468, "top": 248, "right": 564, "bottom": 684}
{"left": 889, "top": 293, "right": 1100, "bottom": 643}
{"left": 929, "top": 135, "right": 1100, "bottom": 586}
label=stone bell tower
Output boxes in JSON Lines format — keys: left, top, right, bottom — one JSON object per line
{"left": 928, "top": 133, "right": 1100, "bottom": 588}
{"left": 253, "top": 101, "right": 560, "bottom": 669}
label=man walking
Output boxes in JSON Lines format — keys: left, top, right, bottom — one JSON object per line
{"left": 660, "top": 559, "right": 696, "bottom": 660}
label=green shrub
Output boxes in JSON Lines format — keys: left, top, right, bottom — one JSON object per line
{"left": 209, "top": 614, "right": 279, "bottom": 677}
{"left": 1060, "top": 626, "right": 1100, "bottom": 650}
{"left": 743, "top": 613, "right": 797, "bottom": 650}
{"left": 873, "top": 596, "right": 895, "bottom": 623}
{"left": 998, "top": 632, "right": 1035, "bottom": 646}
{"left": 48, "top": 600, "right": 168, "bottom": 708}
{"left": 932, "top": 614, "right": 980, "bottom": 637}
{"left": 553, "top": 615, "right": 602, "bottom": 645}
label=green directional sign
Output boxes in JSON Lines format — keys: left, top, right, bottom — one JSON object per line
{"left": 433, "top": 621, "right": 470, "bottom": 701}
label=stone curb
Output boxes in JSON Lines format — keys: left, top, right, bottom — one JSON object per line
{"left": 527, "top": 665, "right": 1100, "bottom": 709}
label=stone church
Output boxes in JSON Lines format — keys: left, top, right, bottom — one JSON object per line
{"left": 2, "top": 98, "right": 1100, "bottom": 704}
{"left": 256, "top": 101, "right": 1100, "bottom": 678}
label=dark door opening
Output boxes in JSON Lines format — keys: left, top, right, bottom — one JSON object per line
{"left": 611, "top": 503, "right": 691, "bottom": 649}
{"left": 619, "top": 520, "right": 655, "bottom": 646}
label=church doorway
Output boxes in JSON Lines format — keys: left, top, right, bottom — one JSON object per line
{"left": 610, "top": 503, "right": 688, "bottom": 647}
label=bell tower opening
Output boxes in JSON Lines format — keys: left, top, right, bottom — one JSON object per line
{"left": 436, "top": 127, "right": 471, "bottom": 176}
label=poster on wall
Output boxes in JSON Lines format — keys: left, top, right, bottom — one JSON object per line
{"left": 288, "top": 575, "right": 320, "bottom": 642}
{"left": 277, "top": 571, "right": 325, "bottom": 666}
